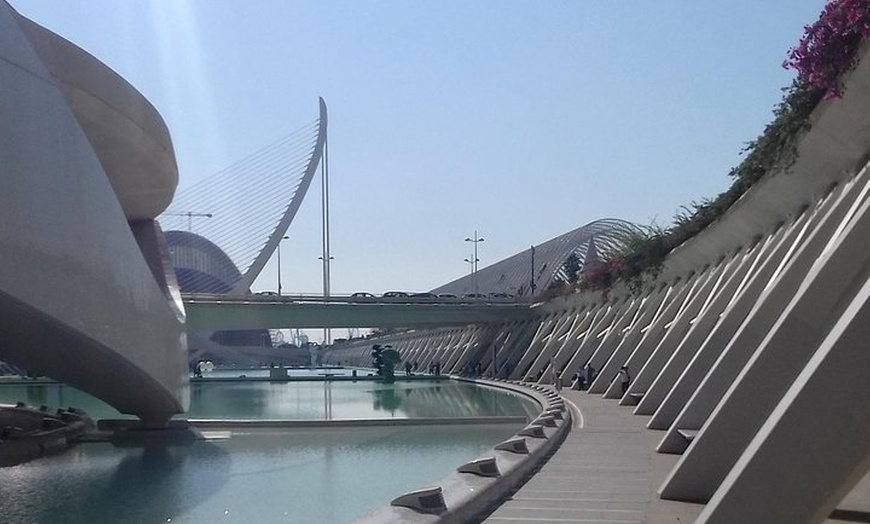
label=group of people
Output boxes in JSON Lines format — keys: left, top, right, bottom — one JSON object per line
{"left": 403, "top": 361, "right": 419, "bottom": 376}
{"left": 400, "top": 361, "right": 443, "bottom": 376}
{"left": 562, "top": 363, "right": 631, "bottom": 394}
{"left": 568, "top": 363, "right": 598, "bottom": 391}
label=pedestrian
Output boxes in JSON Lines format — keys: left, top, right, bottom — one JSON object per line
{"left": 618, "top": 365, "right": 631, "bottom": 394}
{"left": 550, "top": 365, "right": 561, "bottom": 392}
{"left": 571, "top": 372, "right": 583, "bottom": 390}
{"left": 584, "top": 363, "right": 596, "bottom": 389}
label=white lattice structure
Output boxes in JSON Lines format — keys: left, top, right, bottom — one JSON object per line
{"left": 326, "top": 43, "right": 870, "bottom": 523}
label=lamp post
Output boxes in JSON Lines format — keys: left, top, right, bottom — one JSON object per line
{"left": 277, "top": 235, "right": 289, "bottom": 295}
{"left": 319, "top": 255, "right": 334, "bottom": 345}
{"left": 465, "top": 231, "right": 484, "bottom": 294}
{"left": 464, "top": 255, "right": 477, "bottom": 293}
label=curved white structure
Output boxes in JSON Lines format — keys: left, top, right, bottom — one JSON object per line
{"left": 328, "top": 44, "right": 870, "bottom": 523}
{"left": 0, "top": 2, "right": 187, "bottom": 425}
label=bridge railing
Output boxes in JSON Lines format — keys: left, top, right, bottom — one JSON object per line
{"left": 181, "top": 292, "right": 534, "bottom": 306}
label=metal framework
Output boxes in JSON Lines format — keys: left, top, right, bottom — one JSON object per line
{"left": 432, "top": 218, "right": 641, "bottom": 297}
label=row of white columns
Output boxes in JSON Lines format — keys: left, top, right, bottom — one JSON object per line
{"left": 323, "top": 46, "right": 870, "bottom": 523}
{"left": 327, "top": 163, "right": 870, "bottom": 523}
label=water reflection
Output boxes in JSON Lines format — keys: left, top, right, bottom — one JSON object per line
{"left": 0, "top": 439, "right": 230, "bottom": 524}
{"left": 371, "top": 385, "right": 402, "bottom": 414}
{"left": 25, "top": 383, "right": 48, "bottom": 407}
{"left": 0, "top": 380, "right": 537, "bottom": 421}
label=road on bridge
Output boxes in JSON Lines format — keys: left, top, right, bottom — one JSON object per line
{"left": 182, "top": 293, "right": 533, "bottom": 330}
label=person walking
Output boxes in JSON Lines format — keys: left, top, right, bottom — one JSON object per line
{"left": 618, "top": 365, "right": 631, "bottom": 395}
{"left": 583, "top": 363, "right": 596, "bottom": 390}
{"left": 550, "top": 365, "right": 562, "bottom": 392}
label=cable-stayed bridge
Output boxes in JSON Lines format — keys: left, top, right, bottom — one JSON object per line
{"left": 160, "top": 98, "right": 328, "bottom": 296}
{"left": 7, "top": 8, "right": 870, "bottom": 523}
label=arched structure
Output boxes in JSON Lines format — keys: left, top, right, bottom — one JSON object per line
{"left": 327, "top": 43, "right": 870, "bottom": 523}
{"left": 165, "top": 230, "right": 272, "bottom": 354}
{"left": 165, "top": 231, "right": 243, "bottom": 294}
{"left": 432, "top": 218, "right": 640, "bottom": 297}
{"left": 0, "top": 2, "right": 187, "bottom": 425}
{"left": 160, "top": 99, "right": 328, "bottom": 295}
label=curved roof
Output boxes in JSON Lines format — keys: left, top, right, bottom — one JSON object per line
{"left": 164, "top": 230, "right": 243, "bottom": 294}
{"left": 13, "top": 10, "right": 178, "bottom": 220}
{"left": 432, "top": 218, "right": 640, "bottom": 297}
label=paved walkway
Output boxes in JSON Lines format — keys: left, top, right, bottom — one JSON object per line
{"left": 483, "top": 389, "right": 701, "bottom": 523}
{"left": 483, "top": 389, "right": 870, "bottom": 524}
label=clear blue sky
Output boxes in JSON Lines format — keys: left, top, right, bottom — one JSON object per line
{"left": 13, "top": 1, "right": 825, "bottom": 301}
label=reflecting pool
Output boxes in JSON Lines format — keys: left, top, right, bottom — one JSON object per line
{"left": 0, "top": 375, "right": 538, "bottom": 523}
{"left": 0, "top": 378, "right": 538, "bottom": 421}
{"left": 0, "top": 424, "right": 517, "bottom": 524}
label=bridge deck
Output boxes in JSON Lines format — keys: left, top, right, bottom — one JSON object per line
{"left": 183, "top": 294, "right": 532, "bottom": 329}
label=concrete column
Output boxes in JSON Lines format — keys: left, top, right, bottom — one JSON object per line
{"left": 550, "top": 309, "right": 592, "bottom": 377}
{"left": 591, "top": 276, "right": 697, "bottom": 395}
{"left": 561, "top": 304, "right": 607, "bottom": 376}
{"left": 550, "top": 310, "right": 591, "bottom": 378}
{"left": 619, "top": 262, "right": 725, "bottom": 404}
{"left": 698, "top": 270, "right": 870, "bottom": 524}
{"left": 442, "top": 330, "right": 466, "bottom": 371}
{"left": 527, "top": 312, "right": 579, "bottom": 381}
{"left": 569, "top": 285, "right": 666, "bottom": 389}
{"left": 501, "top": 319, "right": 539, "bottom": 379}
{"left": 485, "top": 322, "right": 517, "bottom": 377}
{"left": 660, "top": 169, "right": 870, "bottom": 502}
{"left": 586, "top": 297, "right": 645, "bottom": 394}
{"left": 656, "top": 172, "right": 866, "bottom": 445}
{"left": 648, "top": 220, "right": 799, "bottom": 432}
{"left": 635, "top": 243, "right": 759, "bottom": 415}
{"left": 515, "top": 315, "right": 558, "bottom": 380}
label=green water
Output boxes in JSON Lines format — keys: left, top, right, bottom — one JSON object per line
{"left": 0, "top": 378, "right": 537, "bottom": 523}
{"left": 0, "top": 379, "right": 537, "bottom": 420}
{"left": 0, "top": 424, "right": 517, "bottom": 524}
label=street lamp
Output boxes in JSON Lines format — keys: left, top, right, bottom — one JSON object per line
{"left": 464, "top": 256, "right": 477, "bottom": 280}
{"left": 318, "top": 255, "right": 334, "bottom": 345}
{"left": 465, "top": 231, "right": 484, "bottom": 294}
{"left": 277, "top": 235, "right": 289, "bottom": 295}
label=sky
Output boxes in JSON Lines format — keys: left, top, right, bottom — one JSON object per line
{"left": 12, "top": 1, "right": 827, "bottom": 304}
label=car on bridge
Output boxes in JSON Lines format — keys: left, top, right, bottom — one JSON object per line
{"left": 382, "top": 291, "right": 410, "bottom": 299}
{"left": 410, "top": 292, "right": 438, "bottom": 302}
{"left": 462, "top": 293, "right": 488, "bottom": 300}
{"left": 350, "top": 292, "right": 376, "bottom": 302}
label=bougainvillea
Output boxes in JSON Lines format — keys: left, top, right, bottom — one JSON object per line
{"left": 783, "top": 0, "right": 870, "bottom": 98}
{"left": 577, "top": 257, "right": 625, "bottom": 294}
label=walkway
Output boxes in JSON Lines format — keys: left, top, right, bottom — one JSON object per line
{"left": 483, "top": 389, "right": 701, "bottom": 523}
{"left": 484, "top": 389, "right": 870, "bottom": 524}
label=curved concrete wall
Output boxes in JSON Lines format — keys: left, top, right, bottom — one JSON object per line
{"left": 12, "top": 10, "right": 178, "bottom": 221}
{"left": 326, "top": 44, "right": 870, "bottom": 523}
{"left": 0, "top": 2, "right": 187, "bottom": 425}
